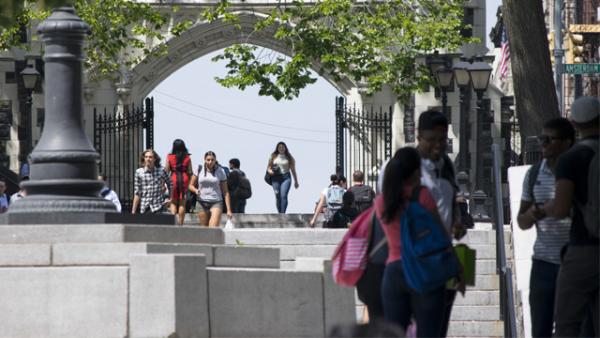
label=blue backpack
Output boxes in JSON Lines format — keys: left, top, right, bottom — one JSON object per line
{"left": 401, "top": 186, "right": 460, "bottom": 294}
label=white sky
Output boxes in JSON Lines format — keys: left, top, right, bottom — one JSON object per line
{"left": 151, "top": 0, "right": 502, "bottom": 214}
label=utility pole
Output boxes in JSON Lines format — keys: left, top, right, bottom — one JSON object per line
{"left": 554, "top": 0, "right": 564, "bottom": 114}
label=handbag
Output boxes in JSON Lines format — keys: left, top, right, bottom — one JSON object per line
{"left": 264, "top": 170, "right": 273, "bottom": 186}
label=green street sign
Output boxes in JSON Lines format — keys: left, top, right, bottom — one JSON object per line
{"left": 563, "top": 63, "right": 600, "bottom": 74}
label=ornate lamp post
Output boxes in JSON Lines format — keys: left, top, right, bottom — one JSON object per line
{"left": 20, "top": 65, "right": 40, "bottom": 163}
{"left": 435, "top": 65, "right": 454, "bottom": 121}
{"left": 9, "top": 7, "right": 115, "bottom": 214}
{"left": 453, "top": 60, "right": 471, "bottom": 173}
{"left": 467, "top": 60, "right": 492, "bottom": 220}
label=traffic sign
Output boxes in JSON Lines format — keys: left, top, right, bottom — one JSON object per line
{"left": 563, "top": 63, "right": 600, "bottom": 74}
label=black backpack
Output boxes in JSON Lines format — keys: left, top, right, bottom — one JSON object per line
{"left": 237, "top": 173, "right": 252, "bottom": 200}
{"left": 350, "top": 185, "right": 375, "bottom": 213}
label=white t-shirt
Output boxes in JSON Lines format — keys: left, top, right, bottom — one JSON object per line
{"left": 272, "top": 155, "right": 290, "bottom": 174}
{"left": 196, "top": 166, "right": 228, "bottom": 202}
{"left": 420, "top": 158, "right": 456, "bottom": 231}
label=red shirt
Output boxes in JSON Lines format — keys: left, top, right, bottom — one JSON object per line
{"left": 374, "top": 186, "right": 438, "bottom": 264}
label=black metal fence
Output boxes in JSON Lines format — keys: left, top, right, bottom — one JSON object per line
{"left": 335, "top": 97, "right": 393, "bottom": 190}
{"left": 93, "top": 97, "right": 154, "bottom": 212}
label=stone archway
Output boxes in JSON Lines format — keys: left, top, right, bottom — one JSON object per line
{"left": 126, "top": 12, "right": 360, "bottom": 103}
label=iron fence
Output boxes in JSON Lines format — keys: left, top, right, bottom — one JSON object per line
{"left": 93, "top": 97, "right": 154, "bottom": 212}
{"left": 335, "top": 97, "right": 392, "bottom": 190}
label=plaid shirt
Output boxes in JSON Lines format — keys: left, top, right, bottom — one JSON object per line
{"left": 134, "top": 165, "right": 171, "bottom": 213}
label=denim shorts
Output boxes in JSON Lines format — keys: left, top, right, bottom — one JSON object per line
{"left": 197, "top": 200, "right": 223, "bottom": 212}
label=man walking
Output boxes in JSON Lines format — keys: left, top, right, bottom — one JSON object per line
{"left": 99, "top": 174, "right": 122, "bottom": 212}
{"left": 132, "top": 149, "right": 171, "bottom": 214}
{"left": 228, "top": 158, "right": 251, "bottom": 213}
{"left": 544, "top": 96, "right": 599, "bottom": 337}
{"left": 416, "top": 109, "right": 465, "bottom": 337}
{"left": 517, "top": 118, "right": 575, "bottom": 337}
{"left": 348, "top": 170, "right": 375, "bottom": 213}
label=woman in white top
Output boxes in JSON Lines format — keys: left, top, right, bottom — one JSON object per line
{"left": 266, "top": 141, "right": 299, "bottom": 213}
{"left": 189, "top": 151, "right": 232, "bottom": 227}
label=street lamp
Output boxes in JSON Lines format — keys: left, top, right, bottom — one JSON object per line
{"left": 435, "top": 65, "right": 454, "bottom": 120}
{"left": 453, "top": 60, "right": 471, "bottom": 172}
{"left": 467, "top": 60, "right": 492, "bottom": 220}
{"left": 20, "top": 65, "right": 40, "bottom": 164}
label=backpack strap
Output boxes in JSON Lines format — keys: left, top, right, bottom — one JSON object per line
{"left": 441, "top": 154, "right": 459, "bottom": 192}
{"left": 527, "top": 161, "right": 543, "bottom": 205}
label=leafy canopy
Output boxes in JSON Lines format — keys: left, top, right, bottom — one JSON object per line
{"left": 0, "top": 0, "right": 192, "bottom": 81}
{"left": 204, "top": 0, "right": 475, "bottom": 101}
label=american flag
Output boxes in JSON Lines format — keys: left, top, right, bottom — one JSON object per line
{"left": 497, "top": 26, "right": 511, "bottom": 79}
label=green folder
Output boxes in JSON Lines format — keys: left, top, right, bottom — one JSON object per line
{"left": 454, "top": 244, "right": 476, "bottom": 286}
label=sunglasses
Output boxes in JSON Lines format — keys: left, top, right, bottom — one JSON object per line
{"left": 538, "top": 135, "right": 564, "bottom": 145}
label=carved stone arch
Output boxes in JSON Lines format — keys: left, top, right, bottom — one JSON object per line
{"left": 128, "top": 12, "right": 357, "bottom": 101}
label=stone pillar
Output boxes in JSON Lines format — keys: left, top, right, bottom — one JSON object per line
{"left": 9, "top": 7, "right": 115, "bottom": 214}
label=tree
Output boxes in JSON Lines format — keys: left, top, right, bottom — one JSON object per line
{"left": 204, "top": 0, "right": 474, "bottom": 101}
{"left": 502, "top": 0, "right": 560, "bottom": 137}
{"left": 0, "top": 0, "right": 191, "bottom": 81}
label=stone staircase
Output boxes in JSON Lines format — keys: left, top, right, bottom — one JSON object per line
{"left": 219, "top": 219, "right": 513, "bottom": 338}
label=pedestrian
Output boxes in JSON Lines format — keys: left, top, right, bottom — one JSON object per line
{"left": 0, "top": 179, "right": 9, "bottom": 213}
{"left": 542, "top": 96, "right": 599, "bottom": 337}
{"left": 348, "top": 170, "right": 376, "bottom": 213}
{"left": 516, "top": 118, "right": 575, "bottom": 338}
{"left": 266, "top": 141, "right": 299, "bottom": 213}
{"left": 98, "top": 174, "right": 121, "bottom": 212}
{"left": 165, "top": 139, "right": 193, "bottom": 225}
{"left": 10, "top": 176, "right": 28, "bottom": 203}
{"left": 310, "top": 174, "right": 346, "bottom": 227}
{"left": 189, "top": 151, "right": 232, "bottom": 227}
{"left": 376, "top": 147, "right": 446, "bottom": 337}
{"left": 415, "top": 109, "right": 466, "bottom": 337}
{"left": 132, "top": 149, "right": 171, "bottom": 214}
{"left": 228, "top": 158, "right": 251, "bottom": 213}
{"left": 329, "top": 191, "right": 360, "bottom": 228}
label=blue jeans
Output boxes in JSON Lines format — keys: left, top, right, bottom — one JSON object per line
{"left": 382, "top": 260, "right": 446, "bottom": 337}
{"left": 529, "top": 259, "right": 560, "bottom": 338}
{"left": 271, "top": 172, "right": 291, "bottom": 213}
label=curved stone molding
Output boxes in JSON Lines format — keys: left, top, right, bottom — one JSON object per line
{"left": 128, "top": 12, "right": 357, "bottom": 99}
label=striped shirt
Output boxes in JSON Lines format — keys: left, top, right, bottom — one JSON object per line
{"left": 521, "top": 160, "right": 571, "bottom": 265}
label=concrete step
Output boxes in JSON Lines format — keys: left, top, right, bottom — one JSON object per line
{"left": 184, "top": 213, "right": 322, "bottom": 228}
{"left": 450, "top": 305, "right": 500, "bottom": 321}
{"left": 447, "top": 320, "right": 504, "bottom": 337}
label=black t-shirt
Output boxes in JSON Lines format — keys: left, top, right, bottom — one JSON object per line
{"left": 555, "top": 135, "right": 600, "bottom": 246}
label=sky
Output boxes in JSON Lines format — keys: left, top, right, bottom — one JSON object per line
{"left": 150, "top": 0, "right": 502, "bottom": 214}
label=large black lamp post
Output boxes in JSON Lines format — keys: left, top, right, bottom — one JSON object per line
{"left": 20, "top": 64, "right": 40, "bottom": 162}
{"left": 435, "top": 66, "right": 454, "bottom": 121}
{"left": 8, "top": 7, "right": 116, "bottom": 214}
{"left": 453, "top": 60, "right": 471, "bottom": 173}
{"left": 467, "top": 60, "right": 492, "bottom": 219}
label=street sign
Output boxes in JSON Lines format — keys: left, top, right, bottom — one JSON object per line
{"left": 563, "top": 63, "right": 600, "bottom": 74}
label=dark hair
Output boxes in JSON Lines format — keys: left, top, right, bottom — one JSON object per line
{"left": 338, "top": 175, "right": 347, "bottom": 183}
{"left": 352, "top": 170, "right": 364, "bottom": 183}
{"left": 382, "top": 147, "right": 421, "bottom": 223}
{"left": 170, "top": 139, "right": 189, "bottom": 167}
{"left": 418, "top": 109, "right": 448, "bottom": 132}
{"left": 543, "top": 118, "right": 576, "bottom": 145}
{"left": 229, "top": 158, "right": 240, "bottom": 169}
{"left": 342, "top": 191, "right": 355, "bottom": 207}
{"left": 139, "top": 149, "right": 161, "bottom": 167}
{"left": 330, "top": 174, "right": 340, "bottom": 185}
{"left": 204, "top": 151, "right": 217, "bottom": 177}
{"left": 271, "top": 141, "right": 295, "bottom": 165}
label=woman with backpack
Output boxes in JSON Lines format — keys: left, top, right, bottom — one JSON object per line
{"left": 189, "top": 151, "right": 232, "bottom": 227}
{"left": 165, "top": 139, "right": 193, "bottom": 225}
{"left": 376, "top": 147, "right": 447, "bottom": 337}
{"left": 266, "top": 141, "right": 299, "bottom": 213}
{"left": 310, "top": 174, "right": 346, "bottom": 227}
